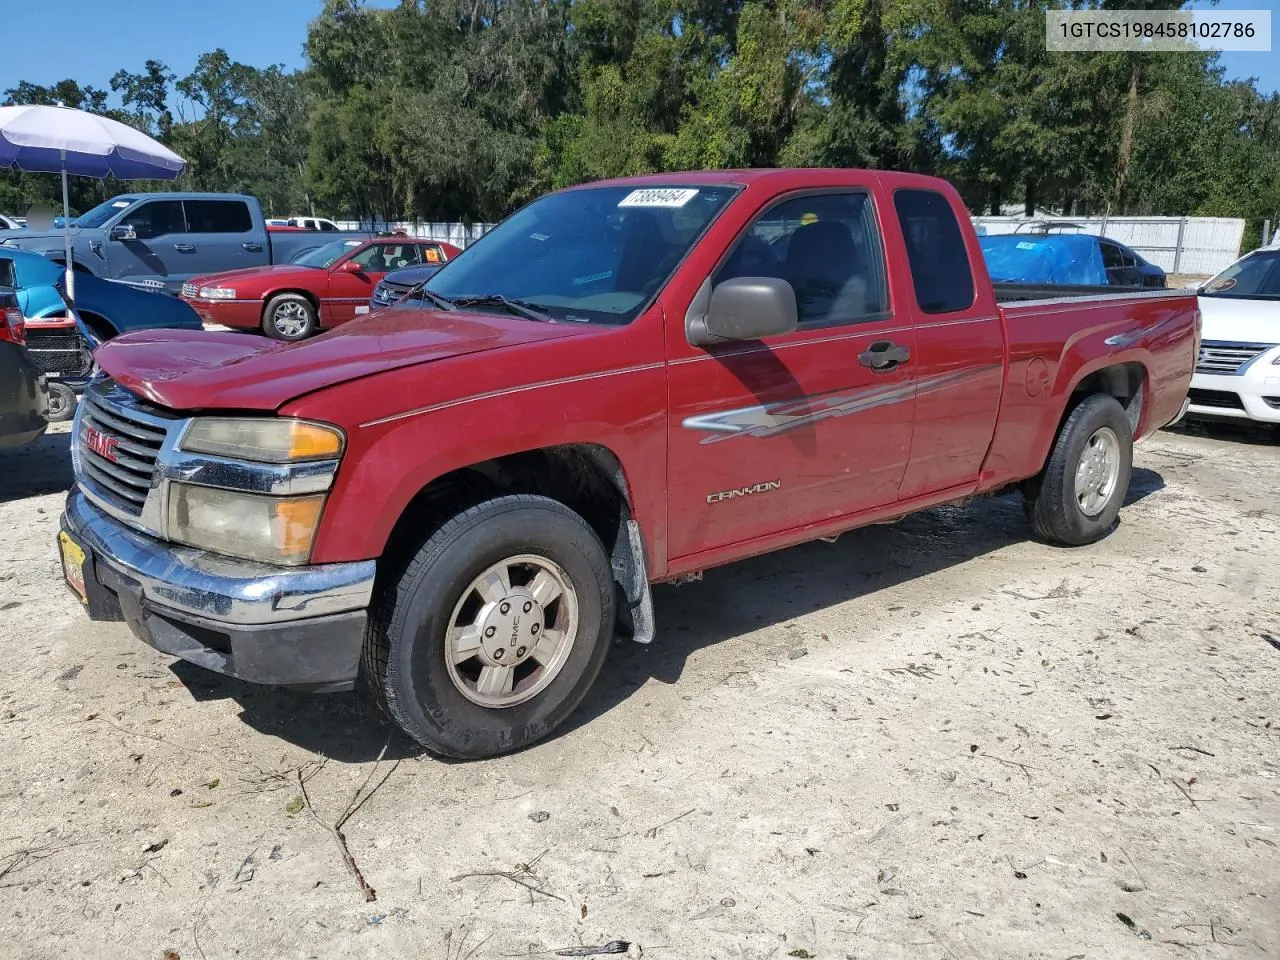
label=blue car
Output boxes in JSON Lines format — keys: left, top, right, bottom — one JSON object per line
{"left": 1, "top": 250, "right": 202, "bottom": 419}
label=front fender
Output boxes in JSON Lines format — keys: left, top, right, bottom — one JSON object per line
{"left": 293, "top": 364, "right": 669, "bottom": 572}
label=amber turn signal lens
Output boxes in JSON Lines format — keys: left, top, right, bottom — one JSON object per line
{"left": 286, "top": 422, "right": 344, "bottom": 460}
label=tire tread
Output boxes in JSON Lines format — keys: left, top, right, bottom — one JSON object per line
{"left": 363, "top": 494, "right": 612, "bottom": 758}
{"left": 1023, "top": 393, "right": 1132, "bottom": 546}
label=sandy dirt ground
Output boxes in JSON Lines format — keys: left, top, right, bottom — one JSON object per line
{"left": 0, "top": 418, "right": 1276, "bottom": 960}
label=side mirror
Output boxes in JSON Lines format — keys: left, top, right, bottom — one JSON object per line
{"left": 110, "top": 224, "right": 137, "bottom": 242}
{"left": 338, "top": 259, "right": 364, "bottom": 274}
{"left": 686, "top": 276, "right": 798, "bottom": 347}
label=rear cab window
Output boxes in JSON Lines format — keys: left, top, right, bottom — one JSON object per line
{"left": 893, "top": 189, "right": 976, "bottom": 314}
{"left": 185, "top": 200, "right": 253, "bottom": 233}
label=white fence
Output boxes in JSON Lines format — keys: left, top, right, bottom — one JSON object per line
{"left": 334, "top": 220, "right": 496, "bottom": 248}
{"left": 971, "top": 215, "right": 1245, "bottom": 276}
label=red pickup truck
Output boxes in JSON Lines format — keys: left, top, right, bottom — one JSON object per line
{"left": 58, "top": 169, "right": 1198, "bottom": 758}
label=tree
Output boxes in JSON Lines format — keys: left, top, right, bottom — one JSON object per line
{"left": 2, "top": 0, "right": 1278, "bottom": 236}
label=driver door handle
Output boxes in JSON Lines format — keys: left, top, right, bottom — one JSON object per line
{"left": 858, "top": 340, "right": 911, "bottom": 372}
{"left": 173, "top": 243, "right": 195, "bottom": 253}
{"left": 242, "top": 242, "right": 263, "bottom": 252}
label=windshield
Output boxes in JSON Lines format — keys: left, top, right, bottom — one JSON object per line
{"left": 292, "top": 239, "right": 363, "bottom": 268}
{"left": 425, "top": 184, "right": 739, "bottom": 324}
{"left": 72, "top": 196, "right": 139, "bottom": 228}
{"left": 1202, "top": 250, "right": 1280, "bottom": 300}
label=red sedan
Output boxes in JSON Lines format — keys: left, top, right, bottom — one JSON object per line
{"left": 181, "top": 236, "right": 461, "bottom": 340}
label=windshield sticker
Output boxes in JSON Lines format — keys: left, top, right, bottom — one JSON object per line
{"left": 112, "top": 200, "right": 131, "bottom": 209}
{"left": 618, "top": 188, "right": 699, "bottom": 208}
{"left": 424, "top": 249, "right": 440, "bottom": 262}
{"left": 530, "top": 232, "right": 549, "bottom": 241}
{"left": 344, "top": 240, "right": 361, "bottom": 247}
{"left": 1206, "top": 277, "right": 1236, "bottom": 291}
{"left": 1016, "top": 241, "right": 1039, "bottom": 250}
{"left": 572, "top": 270, "right": 613, "bottom": 286}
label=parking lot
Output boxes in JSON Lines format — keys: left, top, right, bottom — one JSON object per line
{"left": 0, "top": 420, "right": 1277, "bottom": 960}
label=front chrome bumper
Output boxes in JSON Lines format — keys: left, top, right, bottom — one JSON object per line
{"left": 64, "top": 490, "right": 375, "bottom": 625}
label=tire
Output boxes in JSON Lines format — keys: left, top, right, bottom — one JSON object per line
{"left": 363, "top": 494, "right": 615, "bottom": 759}
{"left": 262, "top": 294, "right": 318, "bottom": 341}
{"left": 46, "top": 382, "right": 77, "bottom": 422}
{"left": 1022, "top": 393, "right": 1133, "bottom": 546}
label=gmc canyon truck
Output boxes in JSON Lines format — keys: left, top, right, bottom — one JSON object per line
{"left": 2, "top": 193, "right": 373, "bottom": 293}
{"left": 57, "top": 170, "right": 1198, "bottom": 758}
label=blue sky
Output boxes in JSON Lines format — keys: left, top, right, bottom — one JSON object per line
{"left": 1, "top": 0, "right": 1277, "bottom": 98}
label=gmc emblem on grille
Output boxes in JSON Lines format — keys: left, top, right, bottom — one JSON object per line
{"left": 83, "top": 425, "right": 120, "bottom": 463}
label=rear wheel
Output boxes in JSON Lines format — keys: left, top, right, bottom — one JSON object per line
{"left": 46, "top": 382, "right": 76, "bottom": 422}
{"left": 1023, "top": 393, "right": 1133, "bottom": 545}
{"left": 363, "top": 494, "right": 615, "bottom": 758}
{"left": 262, "top": 294, "right": 317, "bottom": 341}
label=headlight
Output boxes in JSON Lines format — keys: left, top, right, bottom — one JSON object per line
{"left": 198, "top": 286, "right": 237, "bottom": 300}
{"left": 168, "top": 483, "right": 326, "bottom": 565}
{"left": 179, "top": 418, "right": 344, "bottom": 463}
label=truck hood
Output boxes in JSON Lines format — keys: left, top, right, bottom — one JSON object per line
{"left": 1197, "top": 295, "right": 1280, "bottom": 344}
{"left": 3, "top": 227, "right": 93, "bottom": 247}
{"left": 95, "top": 308, "right": 595, "bottom": 412}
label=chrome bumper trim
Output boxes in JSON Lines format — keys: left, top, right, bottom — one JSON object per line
{"left": 64, "top": 491, "right": 375, "bottom": 625}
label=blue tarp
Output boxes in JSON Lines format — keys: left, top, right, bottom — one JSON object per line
{"left": 979, "top": 234, "right": 1107, "bottom": 286}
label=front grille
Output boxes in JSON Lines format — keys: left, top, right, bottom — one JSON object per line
{"left": 371, "top": 280, "right": 413, "bottom": 308}
{"left": 1187, "top": 388, "right": 1245, "bottom": 410}
{"left": 24, "top": 329, "right": 93, "bottom": 376}
{"left": 1196, "top": 340, "right": 1275, "bottom": 375}
{"left": 181, "top": 282, "right": 198, "bottom": 299}
{"left": 77, "top": 384, "right": 178, "bottom": 519}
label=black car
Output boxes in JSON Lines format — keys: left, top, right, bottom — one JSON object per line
{"left": 1097, "top": 236, "right": 1167, "bottom": 288}
{"left": 369, "top": 263, "right": 445, "bottom": 309}
{"left": 0, "top": 260, "right": 49, "bottom": 451}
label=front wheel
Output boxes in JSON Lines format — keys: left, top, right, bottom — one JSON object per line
{"left": 1022, "top": 393, "right": 1133, "bottom": 546}
{"left": 262, "top": 294, "right": 318, "bottom": 341}
{"left": 363, "top": 495, "right": 615, "bottom": 758}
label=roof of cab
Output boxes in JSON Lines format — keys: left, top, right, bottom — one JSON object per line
{"left": 561, "top": 167, "right": 951, "bottom": 193}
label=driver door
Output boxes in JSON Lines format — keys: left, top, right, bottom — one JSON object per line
{"left": 665, "top": 188, "right": 917, "bottom": 561}
{"left": 324, "top": 242, "right": 418, "bottom": 326}
{"left": 108, "top": 199, "right": 189, "bottom": 288}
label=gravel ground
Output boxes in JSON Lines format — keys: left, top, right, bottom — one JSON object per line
{"left": 0, "top": 417, "right": 1277, "bottom": 960}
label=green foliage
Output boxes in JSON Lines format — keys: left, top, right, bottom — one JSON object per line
{"left": 2, "top": 0, "right": 1278, "bottom": 236}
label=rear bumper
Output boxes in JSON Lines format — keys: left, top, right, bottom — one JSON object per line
{"left": 62, "top": 490, "right": 376, "bottom": 690}
{"left": 180, "top": 297, "right": 262, "bottom": 330}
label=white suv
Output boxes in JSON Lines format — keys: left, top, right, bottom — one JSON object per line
{"left": 1189, "top": 247, "right": 1280, "bottom": 424}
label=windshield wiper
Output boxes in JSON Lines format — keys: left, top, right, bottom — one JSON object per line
{"left": 452, "top": 294, "right": 554, "bottom": 323}
{"left": 399, "top": 279, "right": 455, "bottom": 310}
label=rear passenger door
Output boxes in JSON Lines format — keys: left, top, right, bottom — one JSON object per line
{"left": 665, "top": 188, "right": 918, "bottom": 560}
{"left": 891, "top": 187, "right": 1005, "bottom": 500}
{"left": 183, "top": 199, "right": 269, "bottom": 276}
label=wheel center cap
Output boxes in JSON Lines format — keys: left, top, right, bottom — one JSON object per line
{"left": 478, "top": 590, "right": 543, "bottom": 665}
